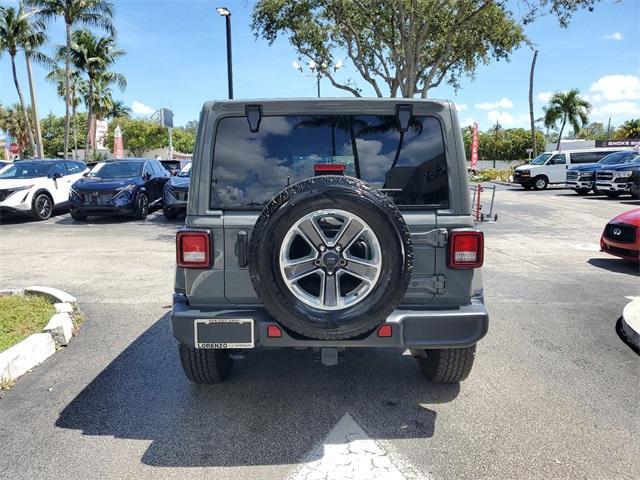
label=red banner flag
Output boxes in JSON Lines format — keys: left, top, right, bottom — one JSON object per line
{"left": 113, "top": 126, "right": 124, "bottom": 159}
{"left": 470, "top": 122, "right": 479, "bottom": 171}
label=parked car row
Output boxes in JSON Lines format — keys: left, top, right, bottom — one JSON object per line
{"left": 512, "top": 148, "right": 640, "bottom": 198}
{"left": 0, "top": 158, "right": 191, "bottom": 221}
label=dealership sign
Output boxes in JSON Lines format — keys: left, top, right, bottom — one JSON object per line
{"left": 595, "top": 139, "right": 640, "bottom": 147}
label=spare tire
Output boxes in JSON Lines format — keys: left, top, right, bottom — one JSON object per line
{"left": 249, "top": 175, "right": 413, "bottom": 340}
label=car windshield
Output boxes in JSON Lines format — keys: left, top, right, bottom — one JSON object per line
{"left": 598, "top": 151, "right": 636, "bottom": 164}
{"left": 0, "top": 162, "right": 53, "bottom": 179}
{"left": 88, "top": 161, "right": 143, "bottom": 178}
{"left": 530, "top": 153, "right": 552, "bottom": 165}
{"left": 177, "top": 163, "right": 191, "bottom": 177}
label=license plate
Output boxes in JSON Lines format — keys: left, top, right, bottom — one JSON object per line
{"left": 194, "top": 318, "right": 254, "bottom": 349}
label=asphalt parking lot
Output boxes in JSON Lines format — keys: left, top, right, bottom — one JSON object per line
{"left": 0, "top": 186, "right": 638, "bottom": 480}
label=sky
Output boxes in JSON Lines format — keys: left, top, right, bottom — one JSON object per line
{"left": 1, "top": 0, "right": 639, "bottom": 131}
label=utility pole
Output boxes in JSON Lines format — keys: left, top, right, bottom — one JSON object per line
{"left": 217, "top": 7, "right": 234, "bottom": 99}
{"left": 606, "top": 117, "right": 612, "bottom": 141}
{"left": 528, "top": 49, "right": 539, "bottom": 158}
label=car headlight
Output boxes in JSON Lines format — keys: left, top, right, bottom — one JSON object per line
{"left": 69, "top": 187, "right": 81, "bottom": 199}
{"left": 615, "top": 171, "right": 633, "bottom": 178}
{"left": 10, "top": 184, "right": 34, "bottom": 193}
{"left": 518, "top": 170, "right": 530, "bottom": 176}
{"left": 113, "top": 184, "right": 136, "bottom": 198}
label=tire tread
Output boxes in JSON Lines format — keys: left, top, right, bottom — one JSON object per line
{"left": 178, "top": 344, "right": 233, "bottom": 384}
{"left": 419, "top": 345, "right": 476, "bottom": 383}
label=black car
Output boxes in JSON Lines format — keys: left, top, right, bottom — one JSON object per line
{"left": 69, "top": 158, "right": 169, "bottom": 221}
{"left": 162, "top": 161, "right": 191, "bottom": 219}
{"left": 160, "top": 160, "right": 182, "bottom": 176}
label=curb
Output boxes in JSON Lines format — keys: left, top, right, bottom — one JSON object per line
{"left": 621, "top": 299, "right": 640, "bottom": 353}
{"left": 0, "top": 287, "right": 79, "bottom": 385}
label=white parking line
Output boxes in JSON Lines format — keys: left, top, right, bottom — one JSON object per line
{"left": 572, "top": 243, "right": 601, "bottom": 252}
{"left": 289, "top": 413, "right": 424, "bottom": 480}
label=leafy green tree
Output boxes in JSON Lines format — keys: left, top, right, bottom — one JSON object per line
{"left": 40, "top": 111, "right": 88, "bottom": 158}
{"left": 462, "top": 127, "right": 544, "bottom": 161}
{"left": 46, "top": 64, "right": 85, "bottom": 158}
{"left": 106, "top": 99, "right": 131, "bottom": 119}
{"left": 0, "top": 5, "right": 41, "bottom": 154}
{"left": 614, "top": 119, "right": 640, "bottom": 140}
{"left": 543, "top": 89, "right": 590, "bottom": 150}
{"left": 171, "top": 127, "right": 195, "bottom": 154}
{"left": 106, "top": 118, "right": 165, "bottom": 157}
{"left": 252, "top": 0, "right": 525, "bottom": 98}
{"left": 0, "top": 103, "right": 35, "bottom": 158}
{"left": 27, "top": 0, "right": 114, "bottom": 159}
{"left": 577, "top": 122, "right": 606, "bottom": 140}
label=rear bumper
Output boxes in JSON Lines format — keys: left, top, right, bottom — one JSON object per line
{"left": 170, "top": 294, "right": 489, "bottom": 349}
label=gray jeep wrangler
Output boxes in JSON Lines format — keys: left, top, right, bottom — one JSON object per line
{"left": 171, "top": 98, "right": 488, "bottom": 384}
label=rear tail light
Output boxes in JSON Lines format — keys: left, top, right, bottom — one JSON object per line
{"left": 448, "top": 230, "right": 484, "bottom": 269}
{"left": 176, "top": 230, "right": 211, "bottom": 268}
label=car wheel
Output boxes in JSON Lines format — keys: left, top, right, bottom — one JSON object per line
{"left": 604, "top": 192, "right": 621, "bottom": 199}
{"left": 134, "top": 193, "right": 149, "bottom": 220}
{"left": 418, "top": 345, "right": 476, "bottom": 383}
{"left": 31, "top": 193, "right": 53, "bottom": 221}
{"left": 70, "top": 211, "right": 87, "bottom": 222}
{"left": 533, "top": 176, "right": 548, "bottom": 190}
{"left": 178, "top": 344, "right": 233, "bottom": 384}
{"left": 163, "top": 207, "right": 178, "bottom": 220}
{"left": 249, "top": 176, "right": 413, "bottom": 341}
{"left": 574, "top": 188, "right": 590, "bottom": 195}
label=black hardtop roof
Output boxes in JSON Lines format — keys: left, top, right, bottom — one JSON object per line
{"left": 203, "top": 97, "right": 453, "bottom": 116}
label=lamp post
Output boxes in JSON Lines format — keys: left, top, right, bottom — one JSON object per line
{"left": 217, "top": 7, "right": 233, "bottom": 99}
{"left": 292, "top": 59, "right": 343, "bottom": 98}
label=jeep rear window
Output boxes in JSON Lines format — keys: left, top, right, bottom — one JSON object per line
{"left": 210, "top": 115, "right": 448, "bottom": 210}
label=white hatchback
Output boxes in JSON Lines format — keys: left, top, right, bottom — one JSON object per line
{"left": 0, "top": 160, "right": 87, "bottom": 220}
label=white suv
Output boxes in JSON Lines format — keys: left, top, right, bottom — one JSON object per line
{"left": 0, "top": 160, "right": 87, "bottom": 220}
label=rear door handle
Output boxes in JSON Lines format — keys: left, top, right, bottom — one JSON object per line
{"left": 237, "top": 231, "right": 248, "bottom": 267}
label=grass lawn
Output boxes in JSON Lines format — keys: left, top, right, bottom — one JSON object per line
{"left": 0, "top": 295, "right": 55, "bottom": 353}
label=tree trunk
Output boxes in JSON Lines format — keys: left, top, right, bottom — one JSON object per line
{"left": 11, "top": 54, "right": 37, "bottom": 156}
{"left": 556, "top": 115, "right": 567, "bottom": 150}
{"left": 84, "top": 80, "right": 94, "bottom": 161}
{"left": 64, "top": 23, "right": 72, "bottom": 159}
{"left": 25, "top": 53, "right": 44, "bottom": 158}
{"left": 72, "top": 102, "right": 78, "bottom": 160}
{"left": 528, "top": 49, "right": 538, "bottom": 158}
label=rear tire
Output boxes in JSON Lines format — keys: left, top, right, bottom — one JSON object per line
{"left": 178, "top": 344, "right": 233, "bottom": 384}
{"left": 418, "top": 345, "right": 476, "bottom": 383}
{"left": 574, "top": 188, "right": 590, "bottom": 195}
{"left": 533, "top": 176, "right": 548, "bottom": 190}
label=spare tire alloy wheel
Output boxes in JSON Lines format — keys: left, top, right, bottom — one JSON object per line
{"left": 249, "top": 176, "right": 413, "bottom": 340}
{"left": 279, "top": 209, "right": 382, "bottom": 310}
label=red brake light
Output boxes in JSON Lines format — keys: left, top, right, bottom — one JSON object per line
{"left": 267, "top": 325, "right": 282, "bottom": 338}
{"left": 177, "top": 231, "right": 211, "bottom": 268}
{"left": 377, "top": 324, "right": 393, "bottom": 337}
{"left": 448, "top": 230, "right": 484, "bottom": 269}
{"left": 314, "top": 163, "right": 346, "bottom": 175}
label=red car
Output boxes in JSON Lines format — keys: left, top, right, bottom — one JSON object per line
{"left": 601, "top": 208, "right": 640, "bottom": 262}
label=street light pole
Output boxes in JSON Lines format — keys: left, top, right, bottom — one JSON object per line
{"left": 217, "top": 7, "right": 233, "bottom": 99}
{"left": 316, "top": 72, "right": 321, "bottom": 98}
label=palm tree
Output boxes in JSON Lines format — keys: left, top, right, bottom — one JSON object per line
{"left": 27, "top": 0, "right": 114, "bottom": 159}
{"left": 0, "top": 103, "right": 33, "bottom": 158}
{"left": 614, "top": 119, "right": 640, "bottom": 140}
{"left": 57, "top": 28, "right": 125, "bottom": 159}
{"left": 46, "top": 64, "right": 85, "bottom": 158}
{"left": 106, "top": 99, "right": 131, "bottom": 119}
{"left": 543, "top": 89, "right": 591, "bottom": 150}
{"left": 0, "top": 5, "right": 40, "bottom": 155}
{"left": 21, "top": 11, "right": 53, "bottom": 158}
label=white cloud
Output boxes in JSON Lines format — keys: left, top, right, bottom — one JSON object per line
{"left": 460, "top": 117, "right": 476, "bottom": 127}
{"left": 487, "top": 110, "right": 515, "bottom": 125}
{"left": 590, "top": 74, "right": 640, "bottom": 101}
{"left": 604, "top": 32, "right": 623, "bottom": 41}
{"left": 537, "top": 92, "right": 553, "bottom": 102}
{"left": 592, "top": 101, "right": 640, "bottom": 117}
{"left": 131, "top": 100, "right": 156, "bottom": 116}
{"left": 475, "top": 97, "right": 514, "bottom": 110}
{"left": 455, "top": 103, "right": 468, "bottom": 112}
